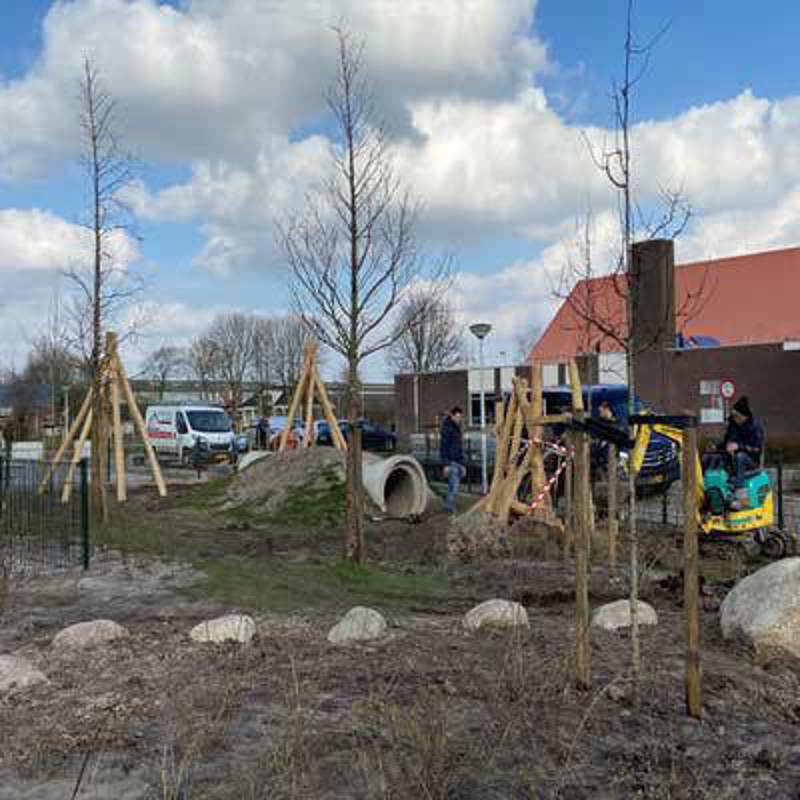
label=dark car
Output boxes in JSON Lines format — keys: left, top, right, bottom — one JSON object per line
{"left": 318, "top": 419, "right": 396, "bottom": 452}
{"left": 541, "top": 384, "right": 681, "bottom": 491}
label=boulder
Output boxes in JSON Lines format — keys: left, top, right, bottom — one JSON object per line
{"left": 52, "top": 619, "right": 129, "bottom": 650}
{"left": 463, "top": 599, "right": 529, "bottom": 631}
{"left": 720, "top": 557, "right": 800, "bottom": 660}
{"left": 327, "top": 607, "right": 387, "bottom": 644}
{"left": 0, "top": 655, "right": 48, "bottom": 693}
{"left": 190, "top": 614, "right": 256, "bottom": 644}
{"left": 592, "top": 600, "right": 658, "bottom": 632}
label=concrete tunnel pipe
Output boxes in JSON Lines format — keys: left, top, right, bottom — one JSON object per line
{"left": 361, "top": 454, "right": 429, "bottom": 517}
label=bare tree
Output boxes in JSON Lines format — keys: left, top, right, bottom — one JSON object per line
{"left": 388, "top": 289, "right": 463, "bottom": 374}
{"left": 554, "top": 2, "right": 706, "bottom": 705}
{"left": 280, "top": 29, "right": 446, "bottom": 563}
{"left": 143, "top": 345, "right": 188, "bottom": 401}
{"left": 203, "top": 312, "right": 257, "bottom": 425}
{"left": 272, "top": 315, "right": 309, "bottom": 392}
{"left": 187, "top": 335, "right": 222, "bottom": 400}
{"left": 64, "top": 56, "right": 141, "bottom": 518}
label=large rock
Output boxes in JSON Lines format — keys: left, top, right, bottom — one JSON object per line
{"left": 52, "top": 619, "right": 129, "bottom": 650}
{"left": 720, "top": 557, "right": 800, "bottom": 660}
{"left": 190, "top": 614, "right": 256, "bottom": 644}
{"left": 463, "top": 599, "right": 529, "bottom": 631}
{"left": 0, "top": 655, "right": 48, "bottom": 693}
{"left": 327, "top": 607, "right": 387, "bottom": 644}
{"left": 592, "top": 600, "right": 658, "bottom": 632}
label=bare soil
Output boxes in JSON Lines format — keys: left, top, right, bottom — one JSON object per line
{"left": 1, "top": 472, "right": 799, "bottom": 799}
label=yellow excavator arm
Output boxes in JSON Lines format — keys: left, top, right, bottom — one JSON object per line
{"left": 629, "top": 418, "right": 705, "bottom": 507}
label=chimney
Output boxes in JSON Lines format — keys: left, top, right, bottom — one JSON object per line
{"left": 630, "top": 239, "right": 675, "bottom": 354}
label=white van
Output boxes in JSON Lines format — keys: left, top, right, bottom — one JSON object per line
{"left": 144, "top": 405, "right": 234, "bottom": 464}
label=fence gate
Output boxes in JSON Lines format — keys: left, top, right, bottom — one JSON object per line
{"left": 0, "top": 456, "right": 90, "bottom": 572}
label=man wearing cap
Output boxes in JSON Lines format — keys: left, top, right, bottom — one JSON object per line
{"left": 722, "top": 396, "right": 764, "bottom": 487}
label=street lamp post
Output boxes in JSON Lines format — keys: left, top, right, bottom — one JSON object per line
{"left": 469, "top": 322, "right": 492, "bottom": 495}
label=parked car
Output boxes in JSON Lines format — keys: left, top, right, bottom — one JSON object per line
{"left": 541, "top": 384, "right": 681, "bottom": 492}
{"left": 318, "top": 419, "right": 396, "bottom": 452}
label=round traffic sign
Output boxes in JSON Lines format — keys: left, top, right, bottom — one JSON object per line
{"left": 721, "top": 379, "right": 736, "bottom": 399}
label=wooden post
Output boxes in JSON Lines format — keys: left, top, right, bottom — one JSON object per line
{"left": 563, "top": 435, "right": 574, "bottom": 560}
{"left": 574, "top": 428, "right": 591, "bottom": 690}
{"left": 62, "top": 408, "right": 93, "bottom": 503}
{"left": 607, "top": 442, "right": 619, "bottom": 575}
{"left": 106, "top": 332, "right": 126, "bottom": 503}
{"left": 683, "top": 418, "right": 701, "bottom": 719}
{"left": 117, "top": 362, "right": 167, "bottom": 497}
{"left": 313, "top": 369, "right": 347, "bottom": 450}
{"left": 38, "top": 386, "right": 93, "bottom": 494}
{"left": 279, "top": 363, "right": 309, "bottom": 451}
{"left": 303, "top": 368, "right": 315, "bottom": 448}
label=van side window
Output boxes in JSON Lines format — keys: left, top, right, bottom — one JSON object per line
{"left": 176, "top": 412, "right": 188, "bottom": 435}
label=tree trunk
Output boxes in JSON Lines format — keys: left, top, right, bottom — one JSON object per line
{"left": 344, "top": 356, "right": 364, "bottom": 563}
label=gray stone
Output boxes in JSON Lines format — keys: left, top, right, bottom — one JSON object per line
{"left": 720, "top": 557, "right": 800, "bottom": 660}
{"left": 190, "top": 614, "right": 256, "bottom": 644}
{"left": 0, "top": 655, "right": 48, "bottom": 693}
{"left": 462, "top": 599, "right": 529, "bottom": 631}
{"left": 52, "top": 619, "right": 129, "bottom": 649}
{"left": 591, "top": 599, "right": 658, "bottom": 632}
{"left": 327, "top": 607, "right": 387, "bottom": 644}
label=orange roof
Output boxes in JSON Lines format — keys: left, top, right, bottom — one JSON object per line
{"left": 531, "top": 245, "right": 800, "bottom": 362}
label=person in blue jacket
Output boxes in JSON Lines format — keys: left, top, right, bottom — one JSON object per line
{"left": 440, "top": 406, "right": 465, "bottom": 513}
{"left": 723, "top": 396, "right": 764, "bottom": 487}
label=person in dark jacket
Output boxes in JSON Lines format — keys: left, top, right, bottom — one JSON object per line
{"left": 723, "top": 396, "right": 764, "bottom": 487}
{"left": 440, "top": 406, "right": 465, "bottom": 513}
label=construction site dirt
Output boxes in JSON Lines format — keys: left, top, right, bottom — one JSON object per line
{"left": 1, "top": 470, "right": 799, "bottom": 799}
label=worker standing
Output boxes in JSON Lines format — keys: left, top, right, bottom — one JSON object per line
{"left": 440, "top": 406, "right": 465, "bottom": 514}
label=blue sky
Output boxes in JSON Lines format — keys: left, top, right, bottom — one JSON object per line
{"left": 1, "top": 0, "right": 800, "bottom": 376}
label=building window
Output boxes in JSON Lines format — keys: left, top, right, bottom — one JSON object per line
{"left": 470, "top": 393, "right": 497, "bottom": 426}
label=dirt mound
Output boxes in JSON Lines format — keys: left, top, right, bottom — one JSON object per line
{"left": 222, "top": 448, "right": 347, "bottom": 520}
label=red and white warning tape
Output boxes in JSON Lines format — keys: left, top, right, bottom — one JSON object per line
{"left": 515, "top": 437, "right": 574, "bottom": 513}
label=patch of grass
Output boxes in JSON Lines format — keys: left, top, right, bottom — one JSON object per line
{"left": 184, "top": 557, "right": 447, "bottom": 615}
{"left": 183, "top": 476, "right": 232, "bottom": 511}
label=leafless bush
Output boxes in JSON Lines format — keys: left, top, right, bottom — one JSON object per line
{"left": 355, "top": 689, "right": 467, "bottom": 800}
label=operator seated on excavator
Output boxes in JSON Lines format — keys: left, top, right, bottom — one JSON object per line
{"left": 721, "top": 396, "right": 764, "bottom": 490}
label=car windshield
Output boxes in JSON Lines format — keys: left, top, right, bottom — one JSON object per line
{"left": 186, "top": 410, "right": 231, "bottom": 433}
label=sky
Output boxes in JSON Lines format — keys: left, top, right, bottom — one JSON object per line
{"left": 2, "top": 0, "right": 800, "bottom": 378}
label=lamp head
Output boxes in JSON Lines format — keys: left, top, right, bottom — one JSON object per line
{"left": 469, "top": 322, "right": 492, "bottom": 340}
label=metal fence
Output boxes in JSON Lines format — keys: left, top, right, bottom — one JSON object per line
{"left": 0, "top": 456, "right": 90, "bottom": 572}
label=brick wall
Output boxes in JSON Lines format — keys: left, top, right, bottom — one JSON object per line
{"left": 394, "top": 370, "right": 469, "bottom": 441}
{"left": 636, "top": 343, "right": 800, "bottom": 445}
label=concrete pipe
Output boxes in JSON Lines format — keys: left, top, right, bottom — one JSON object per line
{"left": 362, "top": 454, "right": 430, "bottom": 517}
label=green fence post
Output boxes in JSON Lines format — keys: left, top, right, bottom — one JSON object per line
{"left": 80, "top": 458, "right": 90, "bottom": 570}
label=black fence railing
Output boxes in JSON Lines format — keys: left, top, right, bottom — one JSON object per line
{"left": 0, "top": 456, "right": 90, "bottom": 572}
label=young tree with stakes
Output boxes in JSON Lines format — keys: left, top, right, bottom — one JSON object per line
{"left": 555, "top": 2, "right": 708, "bottom": 705}
{"left": 281, "top": 28, "right": 447, "bottom": 564}
{"left": 64, "top": 57, "right": 141, "bottom": 520}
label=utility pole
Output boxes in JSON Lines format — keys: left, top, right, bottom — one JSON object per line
{"left": 469, "top": 323, "right": 492, "bottom": 494}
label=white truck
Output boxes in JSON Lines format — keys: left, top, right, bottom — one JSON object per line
{"left": 144, "top": 405, "right": 235, "bottom": 464}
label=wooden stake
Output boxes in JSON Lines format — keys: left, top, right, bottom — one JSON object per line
{"left": 568, "top": 359, "right": 584, "bottom": 412}
{"left": 683, "top": 419, "right": 701, "bottom": 719}
{"left": 117, "top": 359, "right": 167, "bottom": 497}
{"left": 62, "top": 408, "right": 93, "bottom": 503}
{"left": 280, "top": 360, "right": 309, "bottom": 451}
{"left": 574, "top": 428, "right": 591, "bottom": 690}
{"left": 38, "top": 386, "right": 93, "bottom": 494}
{"left": 303, "top": 366, "right": 315, "bottom": 447}
{"left": 607, "top": 442, "right": 619, "bottom": 575}
{"left": 313, "top": 368, "right": 347, "bottom": 450}
{"left": 109, "top": 360, "right": 126, "bottom": 503}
